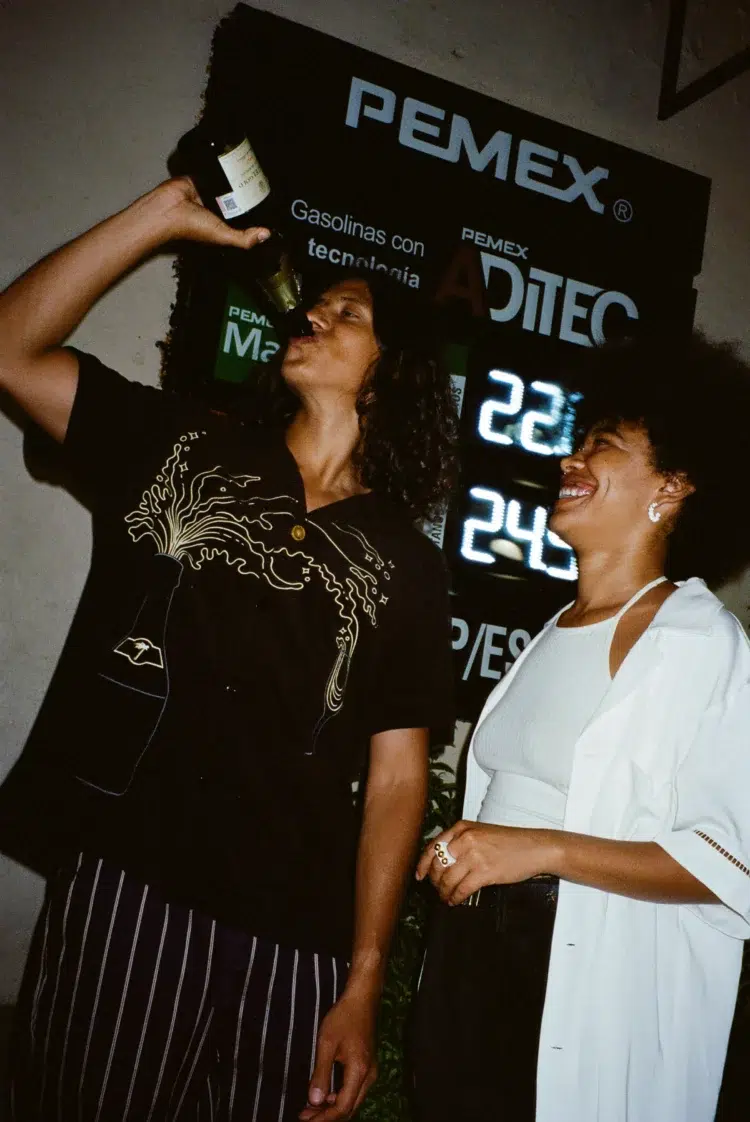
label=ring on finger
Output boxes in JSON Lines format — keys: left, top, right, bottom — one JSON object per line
{"left": 433, "top": 840, "right": 457, "bottom": 867}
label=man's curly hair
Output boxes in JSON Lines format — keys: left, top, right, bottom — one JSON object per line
{"left": 240, "top": 269, "right": 460, "bottom": 524}
{"left": 571, "top": 330, "right": 750, "bottom": 587}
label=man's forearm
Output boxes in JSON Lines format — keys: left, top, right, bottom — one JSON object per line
{"left": 0, "top": 186, "right": 175, "bottom": 370}
{"left": 345, "top": 773, "right": 427, "bottom": 999}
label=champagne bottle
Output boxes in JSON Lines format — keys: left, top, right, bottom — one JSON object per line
{"left": 175, "top": 119, "right": 312, "bottom": 337}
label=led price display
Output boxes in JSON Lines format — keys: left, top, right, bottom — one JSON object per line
{"left": 455, "top": 363, "right": 581, "bottom": 583}
{"left": 461, "top": 487, "right": 577, "bottom": 580}
{"left": 477, "top": 370, "right": 579, "bottom": 458}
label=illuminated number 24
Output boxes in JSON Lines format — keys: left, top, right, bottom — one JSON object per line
{"left": 461, "top": 488, "right": 505, "bottom": 563}
{"left": 461, "top": 486, "right": 577, "bottom": 581}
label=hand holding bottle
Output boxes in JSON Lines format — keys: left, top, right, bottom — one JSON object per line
{"left": 175, "top": 120, "right": 312, "bottom": 335}
{"left": 0, "top": 175, "right": 270, "bottom": 444}
{"left": 155, "top": 175, "right": 270, "bottom": 250}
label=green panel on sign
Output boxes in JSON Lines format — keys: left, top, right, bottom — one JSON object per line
{"left": 442, "top": 342, "right": 469, "bottom": 377}
{"left": 213, "top": 281, "right": 282, "bottom": 383}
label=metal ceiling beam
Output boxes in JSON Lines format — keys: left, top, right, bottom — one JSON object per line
{"left": 658, "top": 0, "right": 750, "bottom": 120}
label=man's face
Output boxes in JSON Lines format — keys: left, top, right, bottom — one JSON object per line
{"left": 280, "top": 279, "right": 380, "bottom": 403}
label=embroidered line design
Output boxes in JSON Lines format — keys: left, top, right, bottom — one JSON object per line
{"left": 118, "top": 434, "right": 393, "bottom": 762}
{"left": 695, "top": 831, "right": 750, "bottom": 878}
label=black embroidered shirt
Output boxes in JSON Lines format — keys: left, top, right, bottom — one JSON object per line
{"left": 0, "top": 351, "right": 455, "bottom": 956}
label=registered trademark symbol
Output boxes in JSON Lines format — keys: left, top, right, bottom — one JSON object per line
{"left": 613, "top": 199, "right": 634, "bottom": 222}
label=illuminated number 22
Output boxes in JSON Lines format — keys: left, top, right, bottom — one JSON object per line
{"left": 478, "top": 370, "right": 574, "bottom": 456}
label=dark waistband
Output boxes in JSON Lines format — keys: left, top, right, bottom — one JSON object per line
{"left": 460, "top": 875, "right": 559, "bottom": 911}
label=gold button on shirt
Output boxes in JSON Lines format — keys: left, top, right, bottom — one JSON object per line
{"left": 291, "top": 524, "right": 306, "bottom": 542}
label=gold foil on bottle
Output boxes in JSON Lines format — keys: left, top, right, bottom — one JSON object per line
{"left": 258, "top": 250, "right": 302, "bottom": 314}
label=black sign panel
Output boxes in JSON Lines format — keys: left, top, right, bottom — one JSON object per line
{"left": 164, "top": 3, "right": 711, "bottom": 721}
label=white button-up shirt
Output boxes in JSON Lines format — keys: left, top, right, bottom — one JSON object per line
{"left": 463, "top": 578, "right": 750, "bottom": 1122}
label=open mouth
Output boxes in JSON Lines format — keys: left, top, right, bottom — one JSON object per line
{"left": 555, "top": 483, "right": 596, "bottom": 506}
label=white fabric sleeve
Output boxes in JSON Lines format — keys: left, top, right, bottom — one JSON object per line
{"left": 656, "top": 675, "right": 750, "bottom": 939}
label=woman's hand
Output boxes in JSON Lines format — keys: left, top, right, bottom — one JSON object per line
{"left": 415, "top": 820, "right": 560, "bottom": 906}
{"left": 154, "top": 175, "right": 271, "bottom": 249}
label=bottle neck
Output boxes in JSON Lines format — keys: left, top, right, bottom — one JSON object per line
{"left": 256, "top": 240, "right": 302, "bottom": 312}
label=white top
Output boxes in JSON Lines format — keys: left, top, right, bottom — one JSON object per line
{"left": 462, "top": 578, "right": 750, "bottom": 1122}
{"left": 476, "top": 578, "right": 666, "bottom": 829}
{"left": 475, "top": 620, "right": 612, "bottom": 828}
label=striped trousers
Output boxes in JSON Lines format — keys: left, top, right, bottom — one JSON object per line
{"left": 7, "top": 854, "right": 348, "bottom": 1122}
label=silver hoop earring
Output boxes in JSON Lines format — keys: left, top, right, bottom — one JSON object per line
{"left": 648, "top": 502, "right": 661, "bottom": 524}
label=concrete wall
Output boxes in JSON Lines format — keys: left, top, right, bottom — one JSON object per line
{"left": 1, "top": 0, "right": 748, "bottom": 1002}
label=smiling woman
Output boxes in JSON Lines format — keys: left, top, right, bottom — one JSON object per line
{"left": 567, "top": 331, "right": 750, "bottom": 586}
{"left": 411, "top": 331, "right": 750, "bottom": 1122}
{"left": 550, "top": 420, "right": 694, "bottom": 607}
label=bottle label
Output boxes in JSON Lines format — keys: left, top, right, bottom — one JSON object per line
{"left": 216, "top": 138, "right": 270, "bottom": 219}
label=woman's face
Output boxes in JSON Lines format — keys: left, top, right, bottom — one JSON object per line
{"left": 280, "top": 278, "right": 381, "bottom": 403}
{"left": 549, "top": 421, "right": 675, "bottom": 553}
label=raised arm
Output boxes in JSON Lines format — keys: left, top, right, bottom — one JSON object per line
{"left": 0, "top": 178, "right": 269, "bottom": 442}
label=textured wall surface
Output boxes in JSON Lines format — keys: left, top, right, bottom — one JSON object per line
{"left": 1, "top": 0, "right": 748, "bottom": 1001}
